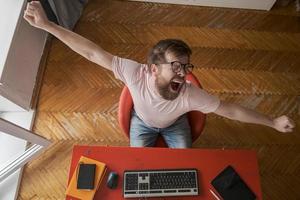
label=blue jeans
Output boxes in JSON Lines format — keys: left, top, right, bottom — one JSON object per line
{"left": 129, "top": 110, "right": 192, "bottom": 148}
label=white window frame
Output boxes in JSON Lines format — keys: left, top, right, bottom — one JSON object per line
{"left": 0, "top": 118, "right": 51, "bottom": 182}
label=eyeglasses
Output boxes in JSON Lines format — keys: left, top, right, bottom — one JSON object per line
{"left": 168, "top": 61, "right": 194, "bottom": 73}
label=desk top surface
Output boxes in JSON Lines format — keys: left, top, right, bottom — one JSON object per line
{"left": 67, "top": 145, "right": 262, "bottom": 200}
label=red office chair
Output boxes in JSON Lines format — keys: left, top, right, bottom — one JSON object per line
{"left": 118, "top": 73, "right": 206, "bottom": 147}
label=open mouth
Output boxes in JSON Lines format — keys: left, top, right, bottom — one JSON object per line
{"left": 170, "top": 79, "right": 184, "bottom": 93}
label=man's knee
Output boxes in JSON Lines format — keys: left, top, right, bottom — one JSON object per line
{"left": 167, "top": 140, "right": 192, "bottom": 149}
{"left": 130, "top": 138, "right": 156, "bottom": 147}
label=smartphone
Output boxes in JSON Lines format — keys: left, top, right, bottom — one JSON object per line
{"left": 77, "top": 163, "right": 96, "bottom": 190}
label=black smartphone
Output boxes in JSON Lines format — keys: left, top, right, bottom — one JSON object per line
{"left": 211, "top": 165, "right": 256, "bottom": 200}
{"left": 77, "top": 163, "right": 96, "bottom": 190}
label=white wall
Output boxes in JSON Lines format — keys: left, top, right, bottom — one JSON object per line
{"left": 0, "top": 169, "right": 23, "bottom": 200}
{"left": 0, "top": 96, "right": 25, "bottom": 112}
{"left": 0, "top": 0, "right": 24, "bottom": 78}
{"left": 0, "top": 0, "right": 46, "bottom": 199}
{"left": 131, "top": 0, "right": 277, "bottom": 10}
{"left": 0, "top": 0, "right": 48, "bottom": 110}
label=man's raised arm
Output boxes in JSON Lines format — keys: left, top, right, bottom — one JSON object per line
{"left": 214, "top": 101, "right": 295, "bottom": 133}
{"left": 23, "top": 1, "right": 113, "bottom": 71}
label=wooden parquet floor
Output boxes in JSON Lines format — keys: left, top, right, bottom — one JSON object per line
{"left": 18, "top": 1, "right": 300, "bottom": 199}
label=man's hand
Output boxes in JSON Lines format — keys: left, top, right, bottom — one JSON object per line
{"left": 23, "top": 1, "right": 50, "bottom": 30}
{"left": 272, "top": 115, "right": 295, "bottom": 133}
{"left": 23, "top": 1, "right": 113, "bottom": 70}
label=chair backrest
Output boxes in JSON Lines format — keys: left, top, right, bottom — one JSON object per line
{"left": 118, "top": 73, "right": 206, "bottom": 147}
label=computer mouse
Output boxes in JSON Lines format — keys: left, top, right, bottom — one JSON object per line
{"left": 106, "top": 171, "right": 118, "bottom": 189}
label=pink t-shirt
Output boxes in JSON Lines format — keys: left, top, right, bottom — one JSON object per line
{"left": 112, "top": 56, "right": 220, "bottom": 128}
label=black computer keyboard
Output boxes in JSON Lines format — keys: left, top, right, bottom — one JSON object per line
{"left": 123, "top": 169, "right": 199, "bottom": 198}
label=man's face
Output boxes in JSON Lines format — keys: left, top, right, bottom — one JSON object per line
{"left": 153, "top": 52, "right": 189, "bottom": 100}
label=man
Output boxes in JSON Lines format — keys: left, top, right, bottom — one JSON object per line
{"left": 24, "top": 1, "right": 295, "bottom": 148}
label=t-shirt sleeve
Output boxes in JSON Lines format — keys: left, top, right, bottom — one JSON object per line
{"left": 188, "top": 85, "right": 220, "bottom": 113}
{"left": 111, "top": 56, "right": 143, "bottom": 86}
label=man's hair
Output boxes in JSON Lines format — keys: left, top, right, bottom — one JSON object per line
{"left": 147, "top": 39, "right": 192, "bottom": 65}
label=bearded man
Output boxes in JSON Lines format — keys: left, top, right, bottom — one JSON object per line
{"left": 24, "top": 1, "right": 295, "bottom": 148}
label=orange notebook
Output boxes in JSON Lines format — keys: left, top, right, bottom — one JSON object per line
{"left": 66, "top": 156, "right": 107, "bottom": 200}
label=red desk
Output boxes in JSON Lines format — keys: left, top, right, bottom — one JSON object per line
{"left": 67, "top": 146, "right": 262, "bottom": 200}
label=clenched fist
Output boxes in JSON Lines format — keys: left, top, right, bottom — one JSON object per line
{"left": 23, "top": 1, "right": 50, "bottom": 29}
{"left": 273, "top": 115, "right": 295, "bottom": 133}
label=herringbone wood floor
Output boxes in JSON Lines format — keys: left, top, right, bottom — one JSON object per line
{"left": 18, "top": 0, "right": 300, "bottom": 199}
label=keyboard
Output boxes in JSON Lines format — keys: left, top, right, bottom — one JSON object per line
{"left": 123, "top": 169, "right": 199, "bottom": 198}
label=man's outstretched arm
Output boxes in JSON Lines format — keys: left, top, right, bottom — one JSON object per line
{"left": 23, "top": 1, "right": 113, "bottom": 70}
{"left": 214, "top": 101, "right": 295, "bottom": 133}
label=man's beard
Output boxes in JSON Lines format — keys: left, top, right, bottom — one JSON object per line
{"left": 155, "top": 75, "right": 184, "bottom": 100}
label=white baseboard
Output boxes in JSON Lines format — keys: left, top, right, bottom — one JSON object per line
{"left": 130, "top": 0, "right": 276, "bottom": 10}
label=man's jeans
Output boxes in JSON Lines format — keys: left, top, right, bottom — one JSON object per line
{"left": 130, "top": 110, "right": 192, "bottom": 148}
